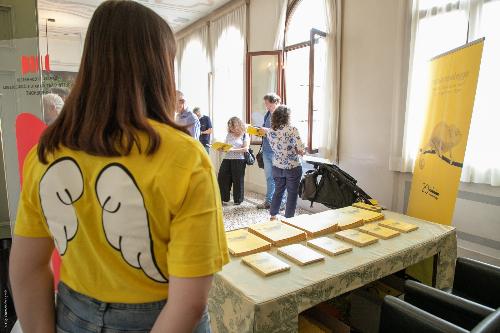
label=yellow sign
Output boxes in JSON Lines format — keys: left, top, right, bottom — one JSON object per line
{"left": 407, "top": 39, "right": 484, "bottom": 284}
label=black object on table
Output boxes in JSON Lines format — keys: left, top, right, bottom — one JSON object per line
{"left": 300, "top": 156, "right": 373, "bottom": 209}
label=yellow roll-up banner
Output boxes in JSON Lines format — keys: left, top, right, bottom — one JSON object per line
{"left": 406, "top": 39, "right": 484, "bottom": 284}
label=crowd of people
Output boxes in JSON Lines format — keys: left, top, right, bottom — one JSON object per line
{"left": 43, "top": 85, "right": 304, "bottom": 218}
{"left": 173, "top": 90, "right": 305, "bottom": 219}
{"left": 14, "top": 2, "right": 305, "bottom": 332}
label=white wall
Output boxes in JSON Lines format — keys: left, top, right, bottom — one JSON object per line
{"left": 39, "top": 32, "right": 83, "bottom": 72}
{"left": 341, "top": 0, "right": 500, "bottom": 266}
{"left": 339, "top": 0, "right": 405, "bottom": 209}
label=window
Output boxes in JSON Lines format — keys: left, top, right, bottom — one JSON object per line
{"left": 285, "top": 0, "right": 328, "bottom": 152}
{"left": 178, "top": 38, "right": 209, "bottom": 117}
{"left": 212, "top": 25, "right": 245, "bottom": 141}
{"left": 404, "top": 0, "right": 500, "bottom": 185}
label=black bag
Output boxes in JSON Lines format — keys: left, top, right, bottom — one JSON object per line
{"left": 244, "top": 147, "right": 255, "bottom": 166}
{"left": 298, "top": 170, "right": 319, "bottom": 202}
{"left": 243, "top": 134, "right": 255, "bottom": 166}
{"left": 299, "top": 163, "right": 372, "bottom": 209}
{"left": 256, "top": 145, "right": 264, "bottom": 169}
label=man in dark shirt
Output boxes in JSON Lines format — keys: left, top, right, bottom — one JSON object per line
{"left": 193, "top": 107, "right": 212, "bottom": 154}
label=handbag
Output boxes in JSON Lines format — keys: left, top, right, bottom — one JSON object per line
{"left": 256, "top": 144, "right": 264, "bottom": 169}
{"left": 243, "top": 134, "right": 255, "bottom": 166}
{"left": 244, "top": 147, "right": 255, "bottom": 166}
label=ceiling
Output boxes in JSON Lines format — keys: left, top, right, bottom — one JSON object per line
{"left": 37, "top": 0, "right": 233, "bottom": 34}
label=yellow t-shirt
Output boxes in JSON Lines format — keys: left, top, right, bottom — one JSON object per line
{"left": 15, "top": 120, "right": 229, "bottom": 303}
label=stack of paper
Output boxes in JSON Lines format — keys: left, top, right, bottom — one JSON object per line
{"left": 281, "top": 214, "right": 338, "bottom": 237}
{"left": 226, "top": 229, "right": 272, "bottom": 257}
{"left": 246, "top": 125, "right": 266, "bottom": 137}
{"left": 379, "top": 219, "right": 418, "bottom": 233}
{"left": 335, "top": 230, "right": 379, "bottom": 247}
{"left": 352, "top": 202, "right": 382, "bottom": 213}
{"left": 248, "top": 221, "right": 307, "bottom": 246}
{"left": 358, "top": 223, "right": 400, "bottom": 240}
{"left": 277, "top": 244, "right": 325, "bottom": 266}
{"left": 313, "top": 208, "right": 364, "bottom": 230}
{"left": 242, "top": 252, "right": 291, "bottom": 276}
{"left": 307, "top": 237, "right": 353, "bottom": 256}
{"left": 210, "top": 142, "right": 233, "bottom": 152}
{"left": 352, "top": 207, "right": 385, "bottom": 223}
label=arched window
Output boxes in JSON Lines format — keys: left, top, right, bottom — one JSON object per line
{"left": 285, "top": 0, "right": 328, "bottom": 153}
{"left": 286, "top": 0, "right": 327, "bottom": 45}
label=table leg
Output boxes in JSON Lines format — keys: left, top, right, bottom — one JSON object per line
{"left": 432, "top": 254, "right": 438, "bottom": 287}
{"left": 434, "top": 232, "right": 457, "bottom": 289}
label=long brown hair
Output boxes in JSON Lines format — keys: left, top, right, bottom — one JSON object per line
{"left": 38, "top": 0, "right": 187, "bottom": 163}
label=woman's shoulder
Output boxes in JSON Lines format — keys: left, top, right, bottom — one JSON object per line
{"left": 150, "top": 120, "right": 196, "bottom": 144}
{"left": 149, "top": 120, "right": 210, "bottom": 166}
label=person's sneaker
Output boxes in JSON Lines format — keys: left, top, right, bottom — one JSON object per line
{"left": 256, "top": 201, "right": 271, "bottom": 209}
{"left": 234, "top": 202, "right": 242, "bottom": 206}
{"left": 222, "top": 201, "right": 230, "bottom": 206}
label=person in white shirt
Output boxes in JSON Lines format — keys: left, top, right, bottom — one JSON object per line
{"left": 216, "top": 117, "right": 250, "bottom": 205}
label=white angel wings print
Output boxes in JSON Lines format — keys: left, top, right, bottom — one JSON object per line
{"left": 39, "top": 159, "right": 167, "bottom": 283}
{"left": 40, "top": 157, "right": 83, "bottom": 255}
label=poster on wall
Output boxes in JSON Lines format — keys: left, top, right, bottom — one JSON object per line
{"left": 406, "top": 38, "right": 484, "bottom": 284}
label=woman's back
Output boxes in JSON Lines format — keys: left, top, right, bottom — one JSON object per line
{"left": 11, "top": 2, "right": 228, "bottom": 331}
{"left": 16, "top": 121, "right": 227, "bottom": 303}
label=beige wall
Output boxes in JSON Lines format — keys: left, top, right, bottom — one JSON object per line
{"left": 339, "top": 0, "right": 500, "bottom": 265}
{"left": 338, "top": 0, "right": 408, "bottom": 209}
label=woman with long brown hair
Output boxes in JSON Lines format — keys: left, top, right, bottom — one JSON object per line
{"left": 9, "top": 1, "right": 228, "bottom": 332}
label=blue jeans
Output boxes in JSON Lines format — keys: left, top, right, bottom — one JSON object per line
{"left": 263, "top": 151, "right": 286, "bottom": 204}
{"left": 270, "top": 166, "right": 303, "bottom": 218}
{"left": 56, "top": 282, "right": 211, "bottom": 333}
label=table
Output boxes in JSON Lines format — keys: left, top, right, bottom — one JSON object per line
{"left": 208, "top": 211, "right": 457, "bottom": 333}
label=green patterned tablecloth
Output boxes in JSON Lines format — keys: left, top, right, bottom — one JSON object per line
{"left": 208, "top": 211, "right": 457, "bottom": 333}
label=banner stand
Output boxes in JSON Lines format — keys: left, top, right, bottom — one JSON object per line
{"left": 406, "top": 38, "right": 485, "bottom": 284}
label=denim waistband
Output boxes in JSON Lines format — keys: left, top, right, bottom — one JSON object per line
{"left": 57, "top": 282, "right": 167, "bottom": 311}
